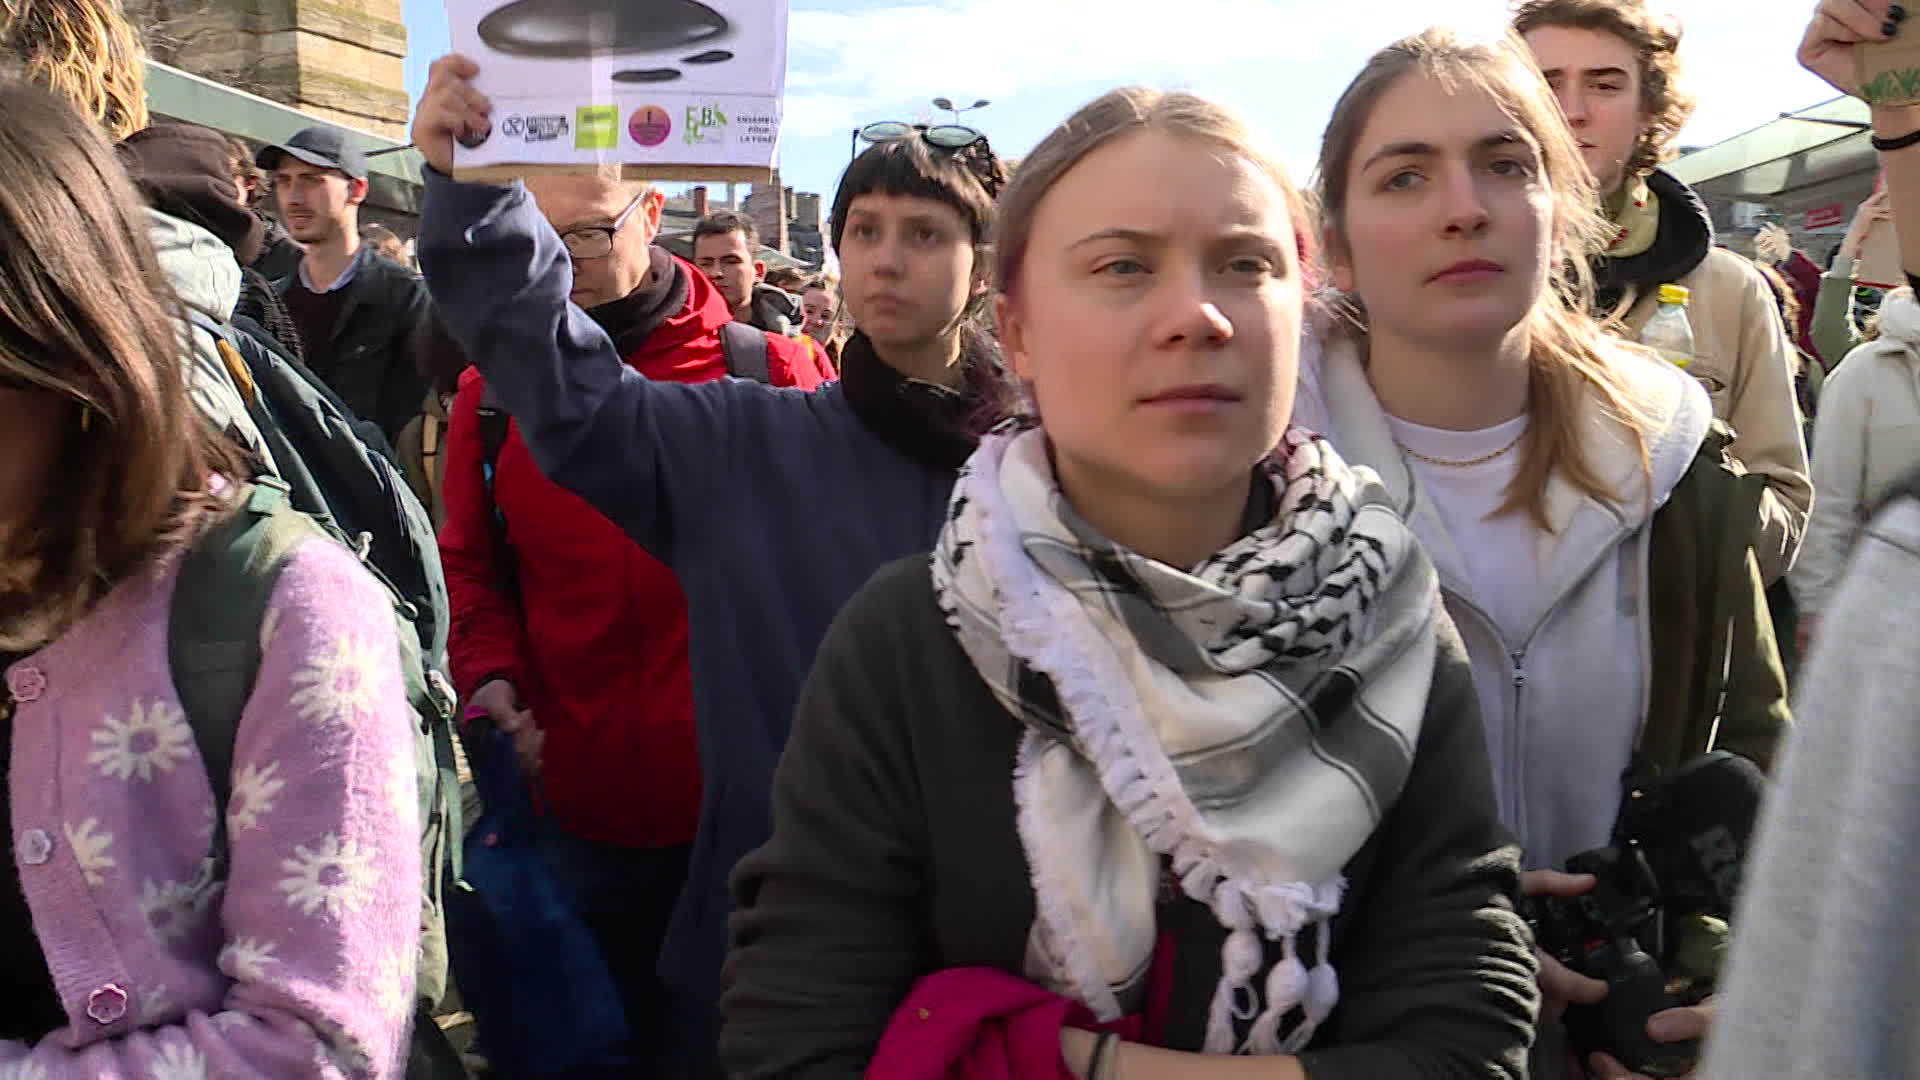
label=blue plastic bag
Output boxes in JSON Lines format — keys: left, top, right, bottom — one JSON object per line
{"left": 446, "top": 724, "right": 631, "bottom": 1077}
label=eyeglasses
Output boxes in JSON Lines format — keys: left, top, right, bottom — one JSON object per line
{"left": 858, "top": 121, "right": 988, "bottom": 151}
{"left": 559, "top": 189, "right": 649, "bottom": 260}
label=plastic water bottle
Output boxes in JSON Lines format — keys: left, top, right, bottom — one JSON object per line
{"left": 1640, "top": 284, "right": 1696, "bottom": 369}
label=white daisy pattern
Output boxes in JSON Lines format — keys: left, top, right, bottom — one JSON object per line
{"left": 372, "top": 944, "right": 415, "bottom": 1023}
{"left": 259, "top": 606, "right": 282, "bottom": 652}
{"left": 211, "top": 1012, "right": 254, "bottom": 1032}
{"left": 228, "top": 760, "right": 287, "bottom": 832}
{"left": 142, "top": 983, "right": 177, "bottom": 1025}
{"left": 386, "top": 751, "right": 418, "bottom": 832}
{"left": 219, "top": 937, "right": 279, "bottom": 983}
{"left": 139, "top": 878, "right": 209, "bottom": 945}
{"left": 287, "top": 631, "right": 385, "bottom": 727}
{"left": 0, "top": 1061, "right": 49, "bottom": 1080}
{"left": 63, "top": 818, "right": 115, "bottom": 885}
{"left": 278, "top": 833, "right": 376, "bottom": 919}
{"left": 87, "top": 699, "right": 194, "bottom": 782}
{"left": 148, "top": 1042, "right": 208, "bottom": 1080}
{"left": 312, "top": 1016, "right": 374, "bottom": 1075}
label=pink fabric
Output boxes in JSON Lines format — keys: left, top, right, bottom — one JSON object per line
{"left": 0, "top": 537, "right": 421, "bottom": 1077}
{"left": 866, "top": 956, "right": 1177, "bottom": 1080}
{"left": 867, "top": 968, "right": 1089, "bottom": 1080}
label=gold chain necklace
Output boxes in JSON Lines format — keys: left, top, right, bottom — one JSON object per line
{"left": 1395, "top": 430, "right": 1524, "bottom": 469}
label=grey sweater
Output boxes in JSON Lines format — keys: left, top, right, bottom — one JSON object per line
{"left": 1704, "top": 491, "right": 1920, "bottom": 1078}
{"left": 722, "top": 557, "right": 1540, "bottom": 1079}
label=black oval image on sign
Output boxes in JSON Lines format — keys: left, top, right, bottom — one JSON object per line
{"left": 477, "top": 0, "right": 728, "bottom": 59}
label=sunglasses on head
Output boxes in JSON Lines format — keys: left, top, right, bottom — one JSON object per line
{"left": 858, "top": 121, "right": 988, "bottom": 151}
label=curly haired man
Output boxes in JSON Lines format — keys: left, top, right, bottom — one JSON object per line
{"left": 1518, "top": 0, "right": 1812, "bottom": 588}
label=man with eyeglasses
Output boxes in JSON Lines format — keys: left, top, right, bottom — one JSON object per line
{"left": 437, "top": 170, "right": 825, "bottom": 1077}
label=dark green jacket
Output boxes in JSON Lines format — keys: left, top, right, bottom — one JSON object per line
{"left": 1639, "top": 422, "right": 1792, "bottom": 778}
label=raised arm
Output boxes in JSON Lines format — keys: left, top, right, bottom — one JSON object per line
{"left": 411, "top": 56, "right": 748, "bottom": 561}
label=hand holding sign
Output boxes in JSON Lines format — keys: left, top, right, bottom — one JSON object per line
{"left": 413, "top": 54, "right": 493, "bottom": 175}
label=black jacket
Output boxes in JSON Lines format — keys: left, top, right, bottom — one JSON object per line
{"left": 1593, "top": 168, "right": 1714, "bottom": 314}
{"left": 251, "top": 215, "right": 304, "bottom": 284}
{"left": 279, "top": 253, "right": 430, "bottom": 444}
{"left": 722, "top": 557, "right": 1538, "bottom": 1079}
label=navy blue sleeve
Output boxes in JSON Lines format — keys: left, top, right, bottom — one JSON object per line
{"left": 415, "top": 167, "right": 741, "bottom": 561}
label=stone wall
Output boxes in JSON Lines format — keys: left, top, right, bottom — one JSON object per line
{"left": 129, "top": 0, "right": 410, "bottom": 137}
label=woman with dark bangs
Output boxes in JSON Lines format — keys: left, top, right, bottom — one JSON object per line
{"left": 410, "top": 54, "right": 1013, "bottom": 1074}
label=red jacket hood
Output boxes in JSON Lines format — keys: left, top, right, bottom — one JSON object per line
{"left": 620, "top": 253, "right": 735, "bottom": 384}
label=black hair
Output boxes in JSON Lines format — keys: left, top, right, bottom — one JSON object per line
{"left": 693, "top": 209, "right": 758, "bottom": 250}
{"left": 829, "top": 136, "right": 1005, "bottom": 252}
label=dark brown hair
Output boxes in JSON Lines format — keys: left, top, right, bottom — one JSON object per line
{"left": 829, "top": 137, "right": 1004, "bottom": 252}
{"left": 1512, "top": 0, "right": 1696, "bottom": 176}
{"left": 693, "top": 209, "right": 759, "bottom": 251}
{"left": 762, "top": 266, "right": 808, "bottom": 291}
{"left": 0, "top": 80, "right": 242, "bottom": 649}
{"left": 225, "top": 135, "right": 261, "bottom": 205}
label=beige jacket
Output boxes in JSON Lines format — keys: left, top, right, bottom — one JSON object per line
{"left": 1620, "top": 248, "right": 1811, "bottom": 584}
{"left": 1789, "top": 289, "right": 1920, "bottom": 615}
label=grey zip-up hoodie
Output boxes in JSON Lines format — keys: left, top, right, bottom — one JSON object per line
{"left": 1704, "top": 490, "right": 1920, "bottom": 1078}
{"left": 1294, "top": 331, "right": 1712, "bottom": 869}
{"left": 148, "top": 208, "right": 277, "bottom": 474}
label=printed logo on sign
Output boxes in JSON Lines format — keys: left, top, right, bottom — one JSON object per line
{"left": 685, "top": 104, "right": 728, "bottom": 146}
{"left": 576, "top": 105, "right": 619, "bottom": 150}
{"left": 523, "top": 115, "right": 570, "bottom": 143}
{"left": 629, "top": 106, "right": 672, "bottom": 148}
{"left": 502, "top": 115, "right": 526, "bottom": 137}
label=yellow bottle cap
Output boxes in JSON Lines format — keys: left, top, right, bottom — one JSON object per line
{"left": 1657, "top": 284, "right": 1691, "bottom": 306}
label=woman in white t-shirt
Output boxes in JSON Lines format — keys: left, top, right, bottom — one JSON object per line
{"left": 1291, "top": 28, "right": 1789, "bottom": 1079}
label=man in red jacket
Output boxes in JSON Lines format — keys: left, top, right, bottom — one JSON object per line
{"left": 439, "top": 173, "right": 822, "bottom": 1075}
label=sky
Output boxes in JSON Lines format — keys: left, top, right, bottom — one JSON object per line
{"left": 401, "top": 0, "right": 1841, "bottom": 204}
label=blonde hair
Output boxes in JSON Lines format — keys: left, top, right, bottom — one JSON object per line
{"left": 1316, "top": 28, "right": 1655, "bottom": 529}
{"left": 0, "top": 0, "right": 149, "bottom": 140}
{"left": 994, "top": 86, "right": 1315, "bottom": 301}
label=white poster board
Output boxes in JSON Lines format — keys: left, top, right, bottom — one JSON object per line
{"left": 444, "top": 0, "right": 787, "bottom": 182}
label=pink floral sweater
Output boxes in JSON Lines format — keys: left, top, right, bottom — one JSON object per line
{"left": 0, "top": 536, "right": 421, "bottom": 1078}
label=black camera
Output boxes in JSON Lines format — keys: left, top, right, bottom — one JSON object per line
{"left": 1522, "top": 751, "right": 1765, "bottom": 1078}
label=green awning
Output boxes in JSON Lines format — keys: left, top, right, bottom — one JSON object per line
{"left": 144, "top": 60, "right": 425, "bottom": 214}
{"left": 1670, "top": 96, "right": 1874, "bottom": 200}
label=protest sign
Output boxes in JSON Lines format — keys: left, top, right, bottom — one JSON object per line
{"left": 444, "top": 0, "right": 787, "bottom": 181}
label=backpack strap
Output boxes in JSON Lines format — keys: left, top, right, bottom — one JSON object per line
{"left": 721, "top": 320, "right": 773, "bottom": 384}
{"left": 185, "top": 308, "right": 259, "bottom": 409}
{"left": 169, "top": 479, "right": 325, "bottom": 879}
{"left": 474, "top": 386, "right": 521, "bottom": 603}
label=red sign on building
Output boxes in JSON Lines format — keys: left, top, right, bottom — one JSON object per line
{"left": 1803, "top": 203, "right": 1848, "bottom": 230}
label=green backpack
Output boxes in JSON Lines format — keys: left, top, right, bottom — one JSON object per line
{"left": 167, "top": 479, "right": 464, "bottom": 1013}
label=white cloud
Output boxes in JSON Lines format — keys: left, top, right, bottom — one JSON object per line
{"left": 781, "top": 0, "right": 1511, "bottom": 139}
{"left": 779, "top": 0, "right": 1842, "bottom": 160}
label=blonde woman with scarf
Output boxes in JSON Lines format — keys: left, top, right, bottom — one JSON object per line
{"left": 720, "top": 87, "right": 1537, "bottom": 1079}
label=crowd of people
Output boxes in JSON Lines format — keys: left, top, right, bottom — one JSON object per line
{"left": 0, "top": 0, "right": 1916, "bottom": 1076}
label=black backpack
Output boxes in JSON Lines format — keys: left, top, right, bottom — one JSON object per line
{"left": 186, "top": 309, "right": 449, "bottom": 666}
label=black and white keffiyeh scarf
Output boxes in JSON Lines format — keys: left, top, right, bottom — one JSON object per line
{"left": 931, "top": 424, "right": 1442, "bottom": 1054}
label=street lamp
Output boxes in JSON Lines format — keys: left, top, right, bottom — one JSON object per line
{"left": 932, "top": 97, "right": 991, "bottom": 124}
